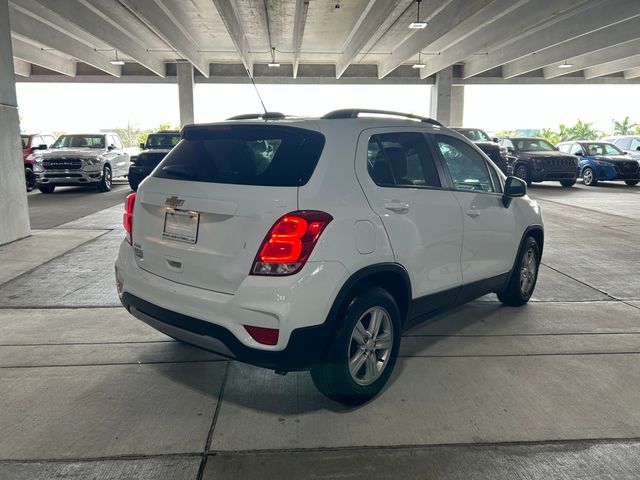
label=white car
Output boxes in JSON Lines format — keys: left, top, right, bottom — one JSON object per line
{"left": 115, "top": 109, "right": 543, "bottom": 405}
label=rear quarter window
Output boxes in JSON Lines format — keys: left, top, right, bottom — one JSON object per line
{"left": 154, "top": 125, "right": 325, "bottom": 187}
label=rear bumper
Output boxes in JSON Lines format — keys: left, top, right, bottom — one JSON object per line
{"left": 114, "top": 240, "right": 349, "bottom": 371}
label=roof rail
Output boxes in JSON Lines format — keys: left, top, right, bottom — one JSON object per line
{"left": 227, "top": 112, "right": 286, "bottom": 121}
{"left": 321, "top": 109, "right": 442, "bottom": 126}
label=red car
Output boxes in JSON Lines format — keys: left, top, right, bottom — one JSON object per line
{"left": 22, "top": 133, "right": 56, "bottom": 191}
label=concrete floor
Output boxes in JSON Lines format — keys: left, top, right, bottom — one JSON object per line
{"left": 1, "top": 181, "right": 639, "bottom": 479}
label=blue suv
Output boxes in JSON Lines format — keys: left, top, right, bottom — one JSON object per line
{"left": 557, "top": 141, "right": 640, "bottom": 187}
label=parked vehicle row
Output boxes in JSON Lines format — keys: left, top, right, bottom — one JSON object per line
{"left": 557, "top": 141, "right": 639, "bottom": 186}
{"left": 21, "top": 133, "right": 56, "bottom": 191}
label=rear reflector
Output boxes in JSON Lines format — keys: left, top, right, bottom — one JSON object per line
{"left": 123, "top": 193, "right": 136, "bottom": 244}
{"left": 251, "top": 211, "right": 333, "bottom": 276}
{"left": 244, "top": 325, "right": 279, "bottom": 346}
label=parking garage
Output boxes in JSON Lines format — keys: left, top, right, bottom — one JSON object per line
{"left": 2, "top": 1, "right": 640, "bottom": 478}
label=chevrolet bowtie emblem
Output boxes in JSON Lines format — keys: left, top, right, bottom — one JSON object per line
{"left": 165, "top": 196, "right": 185, "bottom": 207}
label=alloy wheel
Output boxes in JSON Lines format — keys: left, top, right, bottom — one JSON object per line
{"left": 348, "top": 306, "right": 394, "bottom": 386}
{"left": 515, "top": 165, "right": 528, "bottom": 183}
{"left": 520, "top": 247, "right": 538, "bottom": 296}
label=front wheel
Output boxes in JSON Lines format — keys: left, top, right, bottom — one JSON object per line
{"left": 498, "top": 236, "right": 540, "bottom": 307}
{"left": 311, "top": 286, "right": 401, "bottom": 405}
{"left": 625, "top": 180, "right": 638, "bottom": 186}
{"left": 514, "top": 164, "right": 532, "bottom": 186}
{"left": 98, "top": 165, "right": 112, "bottom": 192}
{"left": 560, "top": 179, "right": 576, "bottom": 187}
{"left": 582, "top": 167, "right": 597, "bottom": 186}
{"left": 25, "top": 167, "right": 36, "bottom": 192}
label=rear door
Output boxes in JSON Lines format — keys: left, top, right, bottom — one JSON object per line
{"left": 434, "top": 133, "right": 516, "bottom": 285}
{"left": 132, "top": 124, "right": 325, "bottom": 294}
{"left": 355, "top": 128, "right": 463, "bottom": 303}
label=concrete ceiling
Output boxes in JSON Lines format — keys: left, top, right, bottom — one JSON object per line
{"left": 7, "top": 0, "right": 640, "bottom": 83}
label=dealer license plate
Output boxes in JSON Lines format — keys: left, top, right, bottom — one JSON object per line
{"left": 162, "top": 209, "right": 199, "bottom": 244}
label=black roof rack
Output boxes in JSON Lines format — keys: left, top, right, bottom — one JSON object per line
{"left": 227, "top": 112, "right": 286, "bottom": 121}
{"left": 321, "top": 109, "right": 442, "bottom": 126}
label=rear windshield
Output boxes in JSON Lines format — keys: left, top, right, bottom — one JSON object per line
{"left": 154, "top": 125, "right": 325, "bottom": 186}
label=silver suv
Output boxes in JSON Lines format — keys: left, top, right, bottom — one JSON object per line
{"left": 35, "top": 133, "right": 129, "bottom": 193}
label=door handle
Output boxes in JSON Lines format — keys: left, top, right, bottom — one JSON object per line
{"left": 466, "top": 207, "right": 480, "bottom": 218}
{"left": 385, "top": 201, "right": 410, "bottom": 213}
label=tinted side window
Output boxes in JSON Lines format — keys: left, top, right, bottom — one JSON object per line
{"left": 616, "top": 138, "right": 632, "bottom": 150}
{"left": 155, "top": 125, "right": 325, "bottom": 187}
{"left": 487, "top": 163, "right": 503, "bottom": 193}
{"left": 367, "top": 132, "right": 441, "bottom": 188}
{"left": 436, "top": 135, "right": 495, "bottom": 193}
{"left": 112, "top": 135, "right": 123, "bottom": 149}
{"left": 631, "top": 138, "right": 640, "bottom": 150}
{"left": 501, "top": 139, "right": 514, "bottom": 150}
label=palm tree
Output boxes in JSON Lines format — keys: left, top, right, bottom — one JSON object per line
{"left": 612, "top": 116, "right": 637, "bottom": 135}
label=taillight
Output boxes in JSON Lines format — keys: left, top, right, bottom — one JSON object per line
{"left": 123, "top": 193, "right": 136, "bottom": 245}
{"left": 251, "top": 211, "right": 333, "bottom": 276}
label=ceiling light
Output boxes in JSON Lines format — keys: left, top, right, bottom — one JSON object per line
{"left": 110, "top": 50, "right": 125, "bottom": 65}
{"left": 268, "top": 47, "right": 280, "bottom": 68}
{"left": 413, "top": 52, "right": 425, "bottom": 69}
{"left": 409, "top": 0, "right": 427, "bottom": 29}
{"left": 558, "top": 60, "right": 573, "bottom": 69}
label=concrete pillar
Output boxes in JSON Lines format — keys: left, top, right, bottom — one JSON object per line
{"left": 176, "top": 62, "right": 194, "bottom": 126}
{"left": 450, "top": 85, "right": 465, "bottom": 127}
{"left": 430, "top": 66, "right": 455, "bottom": 127}
{"left": 0, "top": 0, "right": 30, "bottom": 245}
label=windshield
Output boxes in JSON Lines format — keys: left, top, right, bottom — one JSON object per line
{"left": 515, "top": 138, "right": 555, "bottom": 152}
{"left": 457, "top": 129, "right": 491, "bottom": 142}
{"left": 52, "top": 135, "right": 105, "bottom": 149}
{"left": 146, "top": 133, "right": 181, "bottom": 149}
{"left": 21, "top": 135, "right": 29, "bottom": 148}
{"left": 581, "top": 142, "right": 624, "bottom": 156}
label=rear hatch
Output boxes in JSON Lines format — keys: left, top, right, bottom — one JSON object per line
{"left": 132, "top": 123, "right": 325, "bottom": 295}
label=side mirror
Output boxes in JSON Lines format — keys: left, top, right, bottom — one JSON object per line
{"left": 37, "top": 144, "right": 48, "bottom": 150}
{"left": 139, "top": 143, "right": 145, "bottom": 150}
{"left": 574, "top": 150, "right": 584, "bottom": 156}
{"left": 636, "top": 146, "right": 640, "bottom": 151}
{"left": 108, "top": 144, "right": 115, "bottom": 150}
{"left": 506, "top": 146, "right": 515, "bottom": 153}
{"left": 492, "top": 137, "right": 500, "bottom": 143}
{"left": 503, "top": 176, "right": 526, "bottom": 207}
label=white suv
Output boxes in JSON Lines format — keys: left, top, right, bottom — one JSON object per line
{"left": 115, "top": 109, "right": 543, "bottom": 405}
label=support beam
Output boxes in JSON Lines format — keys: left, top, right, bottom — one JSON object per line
{"left": 543, "top": 38, "right": 640, "bottom": 79}
{"left": 11, "top": 37, "right": 76, "bottom": 76}
{"left": 583, "top": 54, "right": 640, "bottom": 80}
{"left": 119, "top": 0, "right": 208, "bottom": 77}
{"left": 450, "top": 85, "right": 464, "bottom": 127}
{"left": 430, "top": 66, "right": 453, "bottom": 126}
{"left": 624, "top": 67, "right": 640, "bottom": 80}
{"left": 13, "top": 57, "right": 30, "bottom": 76}
{"left": 211, "top": 0, "right": 253, "bottom": 77}
{"left": 420, "top": 0, "right": 589, "bottom": 80}
{"left": 177, "top": 62, "right": 194, "bottom": 126}
{"left": 502, "top": 16, "right": 640, "bottom": 79}
{"left": 336, "top": 0, "right": 399, "bottom": 79}
{"left": 463, "top": 0, "right": 638, "bottom": 79}
{"left": 24, "top": 0, "right": 166, "bottom": 77}
{"left": 8, "top": 6, "right": 120, "bottom": 76}
{"left": 292, "top": 0, "right": 309, "bottom": 79}
{"left": 0, "top": 0, "right": 30, "bottom": 245}
{"left": 378, "top": 0, "right": 489, "bottom": 79}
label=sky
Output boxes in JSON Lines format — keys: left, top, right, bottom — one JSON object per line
{"left": 15, "top": 82, "right": 640, "bottom": 135}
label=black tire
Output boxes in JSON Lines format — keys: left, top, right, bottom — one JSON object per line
{"left": 514, "top": 164, "right": 532, "bottom": 187}
{"left": 582, "top": 167, "right": 597, "bottom": 186}
{"left": 625, "top": 180, "right": 638, "bottom": 186}
{"left": 129, "top": 178, "right": 139, "bottom": 191}
{"left": 311, "top": 286, "right": 401, "bottom": 405}
{"left": 38, "top": 185, "right": 55, "bottom": 194}
{"left": 560, "top": 179, "right": 576, "bottom": 187}
{"left": 498, "top": 236, "right": 540, "bottom": 307}
{"left": 98, "top": 165, "right": 112, "bottom": 192}
{"left": 25, "top": 167, "right": 36, "bottom": 192}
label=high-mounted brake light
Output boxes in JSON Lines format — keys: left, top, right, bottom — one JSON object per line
{"left": 123, "top": 193, "right": 136, "bottom": 244}
{"left": 251, "top": 211, "right": 333, "bottom": 276}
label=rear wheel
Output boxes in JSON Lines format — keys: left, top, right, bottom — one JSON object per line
{"left": 311, "top": 286, "right": 401, "bottom": 405}
{"left": 98, "top": 165, "right": 112, "bottom": 192}
{"left": 128, "top": 178, "right": 139, "bottom": 191}
{"left": 498, "top": 236, "right": 540, "bottom": 307}
{"left": 38, "top": 185, "right": 55, "bottom": 194}
{"left": 625, "top": 180, "right": 638, "bottom": 186}
{"left": 25, "top": 167, "right": 35, "bottom": 192}
{"left": 582, "top": 167, "right": 597, "bottom": 186}
{"left": 560, "top": 179, "right": 575, "bottom": 187}
{"left": 514, "top": 164, "right": 532, "bottom": 186}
